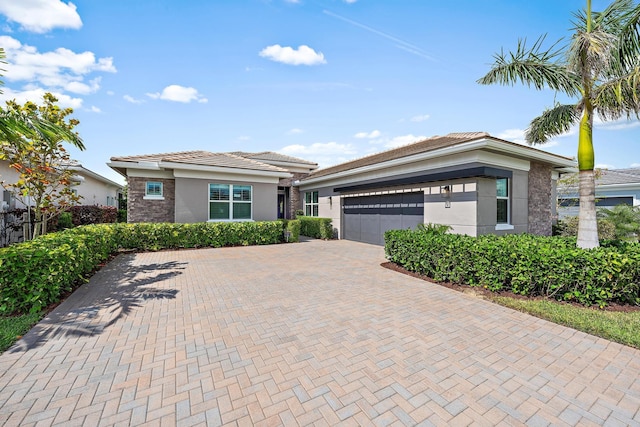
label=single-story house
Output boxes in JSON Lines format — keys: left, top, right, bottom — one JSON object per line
{"left": 108, "top": 151, "right": 318, "bottom": 223}
{"left": 297, "top": 132, "right": 576, "bottom": 245}
{"left": 557, "top": 168, "right": 640, "bottom": 218}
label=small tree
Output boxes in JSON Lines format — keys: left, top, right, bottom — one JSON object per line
{"left": 0, "top": 93, "right": 85, "bottom": 238}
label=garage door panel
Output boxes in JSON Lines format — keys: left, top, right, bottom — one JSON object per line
{"left": 344, "top": 214, "right": 361, "bottom": 242}
{"left": 359, "top": 214, "right": 381, "bottom": 245}
{"left": 342, "top": 192, "right": 424, "bottom": 245}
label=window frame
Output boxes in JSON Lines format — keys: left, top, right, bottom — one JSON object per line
{"left": 144, "top": 181, "right": 164, "bottom": 200}
{"left": 496, "top": 177, "right": 512, "bottom": 229}
{"left": 304, "top": 191, "right": 319, "bottom": 217}
{"left": 208, "top": 183, "right": 253, "bottom": 221}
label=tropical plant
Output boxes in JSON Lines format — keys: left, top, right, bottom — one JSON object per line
{"left": 0, "top": 94, "right": 85, "bottom": 238}
{"left": 598, "top": 203, "right": 640, "bottom": 240}
{"left": 0, "top": 48, "right": 83, "bottom": 149}
{"left": 478, "top": 0, "right": 640, "bottom": 248}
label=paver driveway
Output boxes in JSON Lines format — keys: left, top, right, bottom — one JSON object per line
{"left": 1, "top": 239, "right": 640, "bottom": 426}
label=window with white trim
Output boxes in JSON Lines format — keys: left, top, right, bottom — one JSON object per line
{"left": 304, "top": 191, "right": 319, "bottom": 216}
{"left": 209, "top": 184, "right": 252, "bottom": 220}
{"left": 145, "top": 181, "right": 163, "bottom": 199}
{"left": 496, "top": 178, "right": 510, "bottom": 224}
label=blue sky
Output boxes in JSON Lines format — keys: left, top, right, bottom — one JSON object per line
{"left": 0, "top": 0, "right": 639, "bottom": 185}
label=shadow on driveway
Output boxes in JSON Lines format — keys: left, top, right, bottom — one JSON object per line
{"left": 10, "top": 254, "right": 185, "bottom": 353}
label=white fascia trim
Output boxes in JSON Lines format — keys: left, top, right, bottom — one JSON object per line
{"left": 255, "top": 159, "right": 318, "bottom": 170}
{"left": 300, "top": 138, "right": 576, "bottom": 187}
{"left": 596, "top": 183, "right": 640, "bottom": 191}
{"left": 483, "top": 140, "right": 576, "bottom": 168}
{"left": 108, "top": 161, "right": 161, "bottom": 171}
{"left": 69, "top": 165, "right": 124, "bottom": 188}
{"left": 160, "top": 161, "right": 291, "bottom": 178}
{"left": 174, "top": 168, "right": 282, "bottom": 184}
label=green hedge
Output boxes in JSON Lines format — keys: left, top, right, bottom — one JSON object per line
{"left": 282, "top": 219, "right": 300, "bottom": 243}
{"left": 0, "top": 221, "right": 288, "bottom": 315}
{"left": 299, "top": 217, "right": 333, "bottom": 239}
{"left": 385, "top": 227, "right": 640, "bottom": 308}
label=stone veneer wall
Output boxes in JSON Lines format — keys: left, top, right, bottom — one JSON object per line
{"left": 279, "top": 172, "right": 310, "bottom": 219}
{"left": 527, "top": 162, "right": 553, "bottom": 236}
{"left": 127, "top": 177, "right": 175, "bottom": 223}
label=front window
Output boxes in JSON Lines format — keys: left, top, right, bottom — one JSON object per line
{"left": 496, "top": 178, "right": 510, "bottom": 224}
{"left": 145, "top": 181, "right": 163, "bottom": 198}
{"left": 304, "top": 191, "right": 319, "bottom": 216}
{"left": 209, "top": 184, "right": 252, "bottom": 220}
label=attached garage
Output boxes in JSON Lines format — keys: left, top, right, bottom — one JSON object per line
{"left": 342, "top": 192, "right": 424, "bottom": 245}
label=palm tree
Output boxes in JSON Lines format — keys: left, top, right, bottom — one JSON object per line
{"left": 478, "top": 0, "right": 640, "bottom": 248}
{"left": 0, "top": 48, "right": 84, "bottom": 149}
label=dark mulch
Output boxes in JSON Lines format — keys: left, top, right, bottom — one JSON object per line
{"left": 381, "top": 261, "right": 640, "bottom": 313}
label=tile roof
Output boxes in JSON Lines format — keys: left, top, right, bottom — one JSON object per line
{"left": 301, "top": 132, "right": 491, "bottom": 180}
{"left": 229, "top": 151, "right": 318, "bottom": 166}
{"left": 597, "top": 168, "right": 640, "bottom": 186}
{"left": 110, "top": 151, "right": 288, "bottom": 173}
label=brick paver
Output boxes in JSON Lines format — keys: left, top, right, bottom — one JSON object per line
{"left": 1, "top": 239, "right": 639, "bottom": 426}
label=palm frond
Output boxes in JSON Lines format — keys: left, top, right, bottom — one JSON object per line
{"left": 477, "top": 36, "right": 581, "bottom": 97}
{"left": 568, "top": 28, "right": 617, "bottom": 77}
{"left": 593, "top": 66, "right": 640, "bottom": 120}
{"left": 525, "top": 104, "right": 581, "bottom": 145}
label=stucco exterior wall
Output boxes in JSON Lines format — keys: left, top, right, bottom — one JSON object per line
{"left": 74, "top": 174, "right": 120, "bottom": 206}
{"left": 279, "top": 172, "right": 310, "bottom": 219}
{"left": 476, "top": 171, "right": 528, "bottom": 236}
{"left": 127, "top": 177, "right": 175, "bottom": 223}
{"left": 175, "top": 178, "right": 278, "bottom": 223}
{"left": 423, "top": 180, "right": 478, "bottom": 236}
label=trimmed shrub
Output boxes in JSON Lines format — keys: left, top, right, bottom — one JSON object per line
{"left": 0, "top": 221, "right": 289, "bottom": 315}
{"left": 385, "top": 227, "right": 640, "bottom": 308}
{"left": 117, "top": 209, "right": 127, "bottom": 223}
{"left": 299, "top": 217, "right": 333, "bottom": 239}
{"left": 281, "top": 219, "right": 300, "bottom": 243}
{"left": 555, "top": 216, "right": 616, "bottom": 240}
{"left": 69, "top": 205, "right": 118, "bottom": 226}
{"left": 57, "top": 212, "right": 73, "bottom": 230}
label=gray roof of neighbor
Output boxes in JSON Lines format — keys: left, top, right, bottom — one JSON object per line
{"left": 110, "top": 151, "right": 288, "bottom": 173}
{"left": 301, "top": 132, "right": 573, "bottom": 180}
{"left": 597, "top": 168, "right": 640, "bottom": 185}
{"left": 229, "top": 151, "right": 318, "bottom": 167}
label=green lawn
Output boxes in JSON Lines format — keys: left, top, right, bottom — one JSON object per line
{"left": 0, "top": 312, "right": 44, "bottom": 353}
{"left": 490, "top": 296, "right": 640, "bottom": 349}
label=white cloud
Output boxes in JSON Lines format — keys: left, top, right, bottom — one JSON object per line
{"left": 89, "top": 105, "right": 101, "bottom": 113}
{"left": 344, "top": 0, "right": 357, "bottom": 3}
{"left": 0, "top": 36, "right": 115, "bottom": 98}
{"left": 595, "top": 163, "right": 616, "bottom": 170}
{"left": 147, "top": 85, "right": 208, "bottom": 103}
{"left": 0, "top": 87, "right": 82, "bottom": 109}
{"left": 370, "top": 134, "right": 426, "bottom": 149}
{"left": 630, "top": 163, "right": 640, "bottom": 167}
{"left": 286, "top": 128, "right": 304, "bottom": 135}
{"left": 106, "top": 90, "right": 115, "bottom": 96}
{"left": 354, "top": 129, "right": 381, "bottom": 139}
{"left": 259, "top": 44, "right": 326, "bottom": 66}
{"left": 496, "top": 128, "right": 561, "bottom": 147}
{"left": 238, "top": 135, "right": 251, "bottom": 141}
{"left": 280, "top": 142, "right": 357, "bottom": 168}
{"left": 123, "top": 94, "right": 145, "bottom": 104}
{"left": 410, "top": 114, "right": 430, "bottom": 122}
{"left": 0, "top": 0, "right": 82, "bottom": 33}
{"left": 594, "top": 117, "right": 640, "bottom": 131}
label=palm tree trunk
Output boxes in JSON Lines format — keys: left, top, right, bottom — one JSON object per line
{"left": 577, "top": 170, "right": 598, "bottom": 248}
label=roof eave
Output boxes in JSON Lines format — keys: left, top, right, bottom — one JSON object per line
{"left": 300, "top": 138, "right": 577, "bottom": 186}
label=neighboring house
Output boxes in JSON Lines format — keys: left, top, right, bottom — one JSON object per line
{"left": 557, "top": 168, "right": 640, "bottom": 219}
{"left": 296, "top": 132, "right": 576, "bottom": 245}
{"left": 66, "top": 163, "right": 124, "bottom": 208}
{"left": 0, "top": 160, "right": 123, "bottom": 246}
{"left": 107, "top": 151, "right": 317, "bottom": 223}
{"left": 0, "top": 160, "right": 123, "bottom": 211}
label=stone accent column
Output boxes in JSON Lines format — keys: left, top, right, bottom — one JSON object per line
{"left": 279, "top": 172, "right": 310, "bottom": 219}
{"left": 527, "top": 162, "right": 553, "bottom": 236}
{"left": 127, "top": 177, "right": 175, "bottom": 223}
